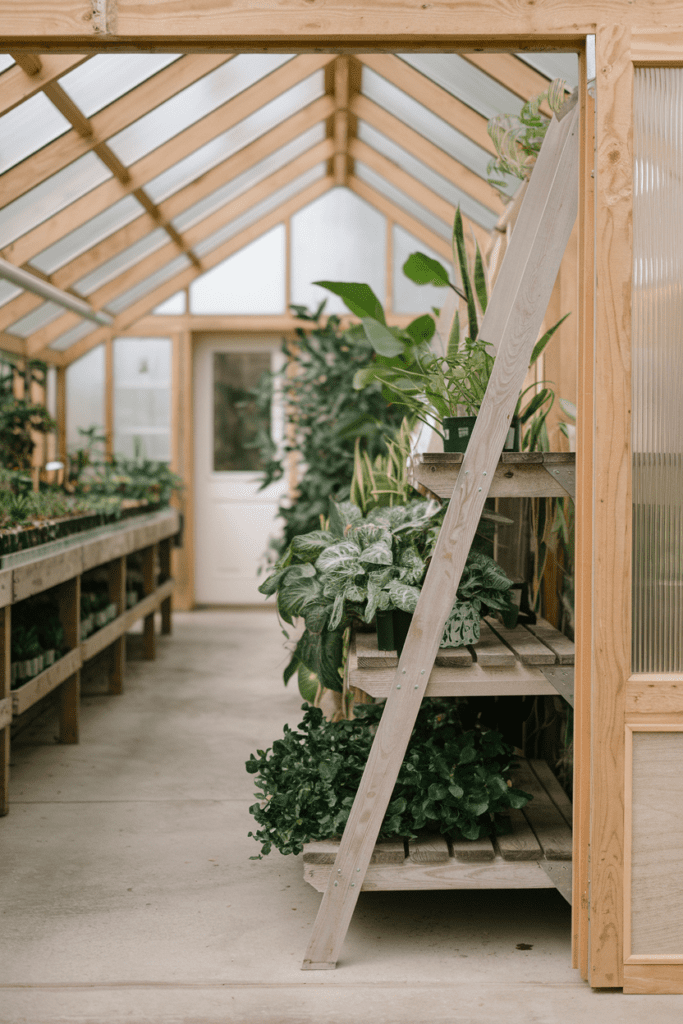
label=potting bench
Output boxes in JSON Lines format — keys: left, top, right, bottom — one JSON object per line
{"left": 0, "top": 507, "right": 180, "bottom": 816}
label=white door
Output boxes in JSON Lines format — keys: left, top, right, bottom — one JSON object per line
{"left": 193, "top": 335, "right": 287, "bottom": 604}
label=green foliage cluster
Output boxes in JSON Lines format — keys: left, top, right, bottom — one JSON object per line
{"left": 486, "top": 78, "right": 568, "bottom": 190}
{"left": 0, "top": 356, "right": 56, "bottom": 471}
{"left": 254, "top": 305, "right": 405, "bottom": 551}
{"left": 0, "top": 487, "right": 121, "bottom": 531}
{"left": 246, "top": 701, "right": 532, "bottom": 857}
{"left": 259, "top": 498, "right": 513, "bottom": 693}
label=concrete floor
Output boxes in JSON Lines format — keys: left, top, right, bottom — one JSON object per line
{"left": 1, "top": 609, "right": 682, "bottom": 1024}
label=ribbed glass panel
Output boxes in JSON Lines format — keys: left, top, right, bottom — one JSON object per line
{"left": 632, "top": 68, "right": 683, "bottom": 673}
{"left": 515, "top": 53, "right": 579, "bottom": 90}
{"left": 354, "top": 162, "right": 451, "bottom": 240}
{"left": 49, "top": 321, "right": 94, "bottom": 352}
{"left": 29, "top": 195, "right": 144, "bottom": 274}
{"left": 105, "top": 254, "right": 191, "bottom": 315}
{"left": 173, "top": 126, "right": 325, "bottom": 233}
{"left": 114, "top": 337, "right": 171, "bottom": 461}
{"left": 193, "top": 164, "right": 325, "bottom": 259}
{"left": 357, "top": 121, "right": 497, "bottom": 230}
{"left": 397, "top": 54, "right": 522, "bottom": 121}
{"left": 73, "top": 228, "right": 168, "bottom": 297}
{"left": 0, "top": 93, "right": 70, "bottom": 174}
{"left": 0, "top": 152, "right": 112, "bottom": 247}
{"left": 107, "top": 54, "right": 292, "bottom": 166}
{"left": 59, "top": 54, "right": 181, "bottom": 117}
{"left": 145, "top": 72, "right": 325, "bottom": 203}
{"left": 7, "top": 301, "right": 64, "bottom": 338}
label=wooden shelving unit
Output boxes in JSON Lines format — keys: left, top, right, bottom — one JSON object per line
{"left": 0, "top": 508, "right": 180, "bottom": 816}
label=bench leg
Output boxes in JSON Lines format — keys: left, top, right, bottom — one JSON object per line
{"left": 0, "top": 606, "right": 9, "bottom": 815}
{"left": 59, "top": 671, "right": 80, "bottom": 744}
{"left": 109, "top": 636, "right": 126, "bottom": 695}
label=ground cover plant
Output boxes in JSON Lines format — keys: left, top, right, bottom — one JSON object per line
{"left": 247, "top": 699, "right": 532, "bottom": 857}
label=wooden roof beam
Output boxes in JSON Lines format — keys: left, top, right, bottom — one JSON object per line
{"left": 3, "top": 54, "right": 336, "bottom": 269}
{"left": 52, "top": 176, "right": 334, "bottom": 367}
{"left": 25, "top": 140, "right": 333, "bottom": 354}
{"left": 49, "top": 95, "right": 334, "bottom": 292}
{"left": 333, "top": 56, "right": 350, "bottom": 186}
{"left": 461, "top": 53, "right": 555, "bottom": 116}
{"left": 357, "top": 54, "right": 496, "bottom": 157}
{"left": 1, "top": 54, "right": 90, "bottom": 117}
{"left": 350, "top": 93, "right": 503, "bottom": 214}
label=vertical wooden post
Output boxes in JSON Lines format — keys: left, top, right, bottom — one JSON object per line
{"left": 0, "top": 605, "right": 11, "bottom": 816}
{"left": 58, "top": 576, "right": 80, "bottom": 745}
{"left": 171, "top": 330, "right": 194, "bottom": 610}
{"left": 108, "top": 556, "right": 126, "bottom": 694}
{"left": 104, "top": 333, "right": 114, "bottom": 461}
{"left": 385, "top": 218, "right": 393, "bottom": 316}
{"left": 159, "top": 537, "right": 172, "bottom": 636}
{"left": 141, "top": 544, "right": 157, "bottom": 660}
{"left": 56, "top": 365, "right": 67, "bottom": 465}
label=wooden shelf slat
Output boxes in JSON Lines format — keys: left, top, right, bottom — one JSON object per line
{"left": 304, "top": 855, "right": 554, "bottom": 892}
{"left": 408, "top": 835, "right": 450, "bottom": 863}
{"left": 11, "top": 647, "right": 82, "bottom": 716}
{"left": 484, "top": 617, "right": 557, "bottom": 665}
{"left": 410, "top": 452, "right": 575, "bottom": 501}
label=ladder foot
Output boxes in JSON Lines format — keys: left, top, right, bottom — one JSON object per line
{"left": 301, "top": 960, "right": 337, "bottom": 970}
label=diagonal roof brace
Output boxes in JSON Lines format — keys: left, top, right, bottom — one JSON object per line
{"left": 0, "top": 259, "right": 113, "bottom": 327}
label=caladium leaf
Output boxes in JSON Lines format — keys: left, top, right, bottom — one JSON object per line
{"left": 397, "top": 546, "right": 424, "bottom": 584}
{"left": 385, "top": 580, "right": 421, "bottom": 613}
{"left": 316, "top": 539, "right": 363, "bottom": 573}
{"left": 358, "top": 540, "right": 393, "bottom": 566}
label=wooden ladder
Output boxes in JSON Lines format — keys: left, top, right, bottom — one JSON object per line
{"left": 302, "top": 98, "right": 580, "bottom": 970}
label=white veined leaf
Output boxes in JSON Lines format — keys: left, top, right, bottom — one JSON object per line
{"left": 385, "top": 580, "right": 420, "bottom": 613}
{"left": 316, "top": 539, "right": 362, "bottom": 573}
{"left": 358, "top": 540, "right": 393, "bottom": 566}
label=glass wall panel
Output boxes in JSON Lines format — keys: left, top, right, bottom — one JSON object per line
{"left": 172, "top": 125, "right": 325, "bottom": 232}
{"left": 290, "top": 187, "right": 386, "bottom": 315}
{"left": 145, "top": 72, "right": 325, "bottom": 203}
{"left": 153, "top": 291, "right": 186, "bottom": 315}
{"left": 397, "top": 54, "right": 523, "bottom": 121}
{"left": 108, "top": 54, "right": 293, "bottom": 166}
{"left": 73, "top": 228, "right": 168, "bottom": 296}
{"left": 355, "top": 163, "right": 451, "bottom": 240}
{"left": 632, "top": 67, "right": 683, "bottom": 672}
{"left": 105, "top": 254, "right": 192, "bottom": 315}
{"left": 0, "top": 93, "right": 70, "bottom": 174}
{"left": 7, "top": 301, "right": 64, "bottom": 338}
{"left": 393, "top": 225, "right": 450, "bottom": 316}
{"left": 59, "top": 54, "right": 181, "bottom": 117}
{"left": 213, "top": 350, "right": 271, "bottom": 471}
{"left": 114, "top": 337, "right": 171, "bottom": 460}
{"left": 0, "top": 152, "right": 112, "bottom": 247}
{"left": 190, "top": 225, "right": 285, "bottom": 314}
{"left": 66, "top": 345, "right": 105, "bottom": 452}
{"left": 357, "top": 121, "right": 497, "bottom": 229}
{"left": 29, "top": 195, "right": 144, "bottom": 275}
{"left": 192, "top": 164, "right": 324, "bottom": 259}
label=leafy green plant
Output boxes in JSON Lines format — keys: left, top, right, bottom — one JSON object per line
{"left": 349, "top": 416, "right": 416, "bottom": 514}
{"left": 246, "top": 700, "right": 532, "bottom": 857}
{"left": 0, "top": 355, "right": 56, "bottom": 471}
{"left": 486, "top": 78, "right": 568, "bottom": 190}
{"left": 259, "top": 498, "right": 513, "bottom": 694}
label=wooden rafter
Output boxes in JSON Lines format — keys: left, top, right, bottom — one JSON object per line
{"left": 25, "top": 139, "right": 333, "bottom": 355}
{"left": 53, "top": 176, "right": 335, "bottom": 367}
{"left": 460, "top": 53, "right": 554, "bottom": 115}
{"left": 357, "top": 54, "right": 496, "bottom": 156}
{"left": 1, "top": 54, "right": 89, "bottom": 117}
{"left": 2, "top": 54, "right": 336, "bottom": 269}
{"left": 350, "top": 93, "right": 503, "bottom": 214}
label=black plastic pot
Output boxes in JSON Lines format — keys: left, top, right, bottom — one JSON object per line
{"left": 376, "top": 608, "right": 414, "bottom": 656}
{"left": 442, "top": 415, "right": 521, "bottom": 453}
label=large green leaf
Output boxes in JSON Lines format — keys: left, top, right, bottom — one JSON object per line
{"left": 358, "top": 539, "right": 393, "bottom": 566}
{"left": 405, "top": 314, "right": 436, "bottom": 346}
{"left": 297, "top": 663, "right": 319, "bottom": 702}
{"left": 362, "top": 319, "right": 406, "bottom": 357}
{"left": 529, "top": 312, "right": 571, "bottom": 366}
{"left": 385, "top": 580, "right": 420, "bottom": 613}
{"left": 314, "top": 281, "right": 386, "bottom": 324}
{"left": 316, "top": 539, "right": 363, "bottom": 573}
{"left": 452, "top": 207, "right": 479, "bottom": 341}
{"left": 473, "top": 240, "right": 488, "bottom": 314}
{"left": 402, "top": 251, "right": 451, "bottom": 288}
{"left": 290, "top": 530, "right": 336, "bottom": 563}
{"left": 293, "top": 627, "right": 345, "bottom": 692}
{"left": 277, "top": 565, "right": 321, "bottom": 624}
{"left": 328, "top": 498, "right": 363, "bottom": 538}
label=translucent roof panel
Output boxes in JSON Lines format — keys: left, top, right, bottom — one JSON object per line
{"left": 517, "top": 52, "right": 579, "bottom": 90}
{"left": 49, "top": 320, "right": 94, "bottom": 352}
{"left": 0, "top": 151, "right": 112, "bottom": 248}
{"left": 107, "top": 54, "right": 294, "bottom": 167}
{"left": 0, "top": 56, "right": 15, "bottom": 74}
{"left": 7, "top": 301, "right": 64, "bottom": 338}
{"left": 355, "top": 162, "right": 450, "bottom": 241}
{"left": 173, "top": 124, "right": 326, "bottom": 233}
{"left": 397, "top": 54, "right": 523, "bottom": 121}
{"left": 105, "top": 254, "right": 192, "bottom": 315}
{"left": 393, "top": 224, "right": 450, "bottom": 315}
{"left": 0, "top": 93, "right": 71, "bottom": 174}
{"left": 73, "top": 228, "right": 168, "bottom": 297}
{"left": 153, "top": 291, "right": 186, "bottom": 315}
{"left": 291, "top": 188, "right": 386, "bottom": 316}
{"left": 145, "top": 70, "right": 325, "bottom": 204}
{"left": 357, "top": 121, "right": 497, "bottom": 230}
{"left": 193, "top": 163, "right": 325, "bottom": 259}
{"left": 59, "top": 54, "right": 182, "bottom": 118}
{"left": 29, "top": 195, "right": 145, "bottom": 275}
{"left": 190, "top": 225, "right": 285, "bottom": 315}
{"left": 0, "top": 279, "right": 23, "bottom": 309}
{"left": 361, "top": 67, "right": 513, "bottom": 193}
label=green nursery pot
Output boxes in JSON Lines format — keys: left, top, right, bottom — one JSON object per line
{"left": 442, "top": 416, "right": 476, "bottom": 453}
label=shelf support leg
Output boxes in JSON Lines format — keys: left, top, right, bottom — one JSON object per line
{"left": 159, "top": 538, "right": 172, "bottom": 636}
{"left": 141, "top": 544, "right": 157, "bottom": 660}
{"left": 58, "top": 576, "right": 80, "bottom": 745}
{"left": 0, "top": 605, "right": 11, "bottom": 815}
{"left": 109, "top": 556, "right": 126, "bottom": 694}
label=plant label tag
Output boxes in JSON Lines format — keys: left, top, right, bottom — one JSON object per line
{"left": 458, "top": 427, "right": 469, "bottom": 438}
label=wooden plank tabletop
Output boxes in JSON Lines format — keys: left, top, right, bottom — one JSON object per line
{"left": 513, "top": 759, "right": 572, "bottom": 860}
{"left": 484, "top": 617, "right": 557, "bottom": 665}
{"left": 409, "top": 452, "right": 575, "bottom": 501}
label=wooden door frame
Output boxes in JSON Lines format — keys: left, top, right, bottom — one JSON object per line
{"left": 3, "top": 16, "right": 630, "bottom": 986}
